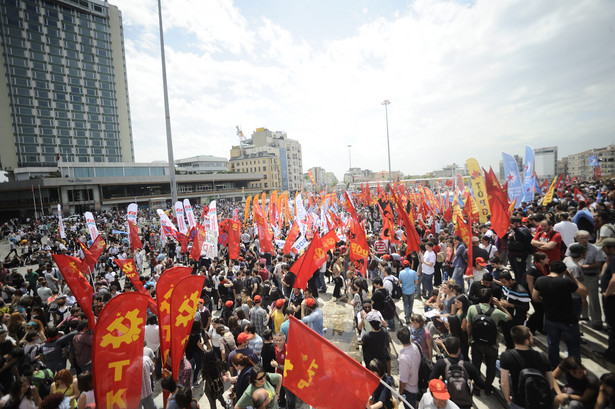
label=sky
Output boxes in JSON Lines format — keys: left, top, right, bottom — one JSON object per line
{"left": 118, "top": 0, "right": 615, "bottom": 181}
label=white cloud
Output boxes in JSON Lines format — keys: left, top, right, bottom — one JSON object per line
{"left": 120, "top": 0, "right": 615, "bottom": 181}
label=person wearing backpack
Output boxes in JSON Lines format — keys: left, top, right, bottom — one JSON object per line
{"left": 429, "top": 337, "right": 485, "bottom": 409}
{"left": 399, "top": 259, "right": 419, "bottom": 325}
{"left": 500, "top": 325, "right": 554, "bottom": 409}
{"left": 466, "top": 287, "right": 511, "bottom": 395}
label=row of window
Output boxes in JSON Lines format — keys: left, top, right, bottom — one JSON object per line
{"left": 74, "top": 167, "right": 166, "bottom": 178}
{"left": 19, "top": 154, "right": 121, "bottom": 165}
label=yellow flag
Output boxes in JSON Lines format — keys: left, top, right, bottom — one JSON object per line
{"left": 466, "top": 158, "right": 491, "bottom": 223}
{"left": 542, "top": 175, "right": 559, "bottom": 206}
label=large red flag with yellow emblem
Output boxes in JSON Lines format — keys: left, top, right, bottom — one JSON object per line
{"left": 156, "top": 266, "right": 192, "bottom": 365}
{"left": 113, "top": 258, "right": 158, "bottom": 314}
{"left": 284, "top": 315, "right": 380, "bottom": 409}
{"left": 128, "top": 221, "right": 142, "bottom": 251}
{"left": 52, "top": 254, "right": 96, "bottom": 329}
{"left": 92, "top": 292, "right": 150, "bottom": 409}
{"left": 254, "top": 197, "right": 275, "bottom": 254}
{"left": 321, "top": 229, "right": 339, "bottom": 253}
{"left": 170, "top": 275, "right": 206, "bottom": 380}
{"left": 228, "top": 219, "right": 241, "bottom": 260}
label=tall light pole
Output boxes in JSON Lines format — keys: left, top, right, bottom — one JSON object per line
{"left": 382, "top": 100, "right": 391, "bottom": 183}
{"left": 347, "top": 145, "right": 352, "bottom": 170}
{"left": 158, "top": 0, "right": 178, "bottom": 208}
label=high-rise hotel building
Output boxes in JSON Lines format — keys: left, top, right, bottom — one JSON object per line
{"left": 0, "top": 0, "right": 133, "bottom": 172}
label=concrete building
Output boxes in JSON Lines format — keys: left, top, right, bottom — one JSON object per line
{"left": 562, "top": 145, "right": 615, "bottom": 180}
{"left": 343, "top": 168, "right": 374, "bottom": 185}
{"left": 0, "top": 161, "right": 261, "bottom": 219}
{"left": 304, "top": 166, "right": 338, "bottom": 190}
{"left": 229, "top": 127, "right": 303, "bottom": 192}
{"left": 175, "top": 155, "right": 228, "bottom": 174}
{"left": 430, "top": 163, "right": 468, "bottom": 179}
{"left": 0, "top": 0, "right": 133, "bottom": 171}
{"left": 534, "top": 147, "right": 558, "bottom": 180}
{"left": 228, "top": 151, "right": 280, "bottom": 191}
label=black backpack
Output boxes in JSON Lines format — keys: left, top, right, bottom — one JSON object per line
{"left": 444, "top": 359, "right": 473, "bottom": 408}
{"left": 381, "top": 295, "right": 396, "bottom": 321}
{"left": 386, "top": 276, "right": 402, "bottom": 299}
{"left": 470, "top": 305, "right": 497, "bottom": 344}
{"left": 512, "top": 350, "right": 554, "bottom": 409}
{"left": 412, "top": 341, "right": 433, "bottom": 390}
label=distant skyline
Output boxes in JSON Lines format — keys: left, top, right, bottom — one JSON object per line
{"left": 119, "top": 0, "right": 615, "bottom": 180}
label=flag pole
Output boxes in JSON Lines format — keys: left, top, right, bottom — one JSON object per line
{"left": 31, "top": 185, "right": 37, "bottom": 219}
{"left": 377, "top": 378, "right": 415, "bottom": 409}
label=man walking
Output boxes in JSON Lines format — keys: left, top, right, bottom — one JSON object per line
{"left": 399, "top": 260, "right": 419, "bottom": 324}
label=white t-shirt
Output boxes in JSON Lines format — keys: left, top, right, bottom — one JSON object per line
{"left": 422, "top": 251, "right": 436, "bottom": 275}
{"left": 0, "top": 394, "right": 37, "bottom": 409}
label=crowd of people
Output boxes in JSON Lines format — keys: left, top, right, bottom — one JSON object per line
{"left": 0, "top": 183, "right": 615, "bottom": 409}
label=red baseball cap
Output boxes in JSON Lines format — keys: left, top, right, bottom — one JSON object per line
{"left": 475, "top": 257, "right": 487, "bottom": 267}
{"left": 429, "top": 379, "right": 450, "bottom": 400}
{"left": 402, "top": 260, "right": 410, "bottom": 267}
{"left": 254, "top": 295, "right": 262, "bottom": 303}
{"left": 305, "top": 298, "right": 317, "bottom": 308}
{"left": 225, "top": 300, "right": 233, "bottom": 308}
{"left": 275, "top": 299, "right": 285, "bottom": 308}
{"left": 237, "top": 332, "right": 254, "bottom": 344}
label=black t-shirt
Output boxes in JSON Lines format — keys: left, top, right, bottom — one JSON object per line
{"left": 534, "top": 275, "right": 578, "bottom": 324}
{"left": 601, "top": 256, "right": 615, "bottom": 294}
{"left": 371, "top": 288, "right": 387, "bottom": 312}
{"left": 361, "top": 330, "right": 390, "bottom": 366}
{"left": 261, "top": 342, "right": 276, "bottom": 373}
{"left": 561, "top": 367, "right": 599, "bottom": 400}
{"left": 500, "top": 348, "right": 551, "bottom": 405}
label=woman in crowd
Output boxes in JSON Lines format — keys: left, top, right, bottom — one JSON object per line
{"left": 76, "top": 372, "right": 94, "bottom": 409}
{"left": 201, "top": 347, "right": 227, "bottom": 409}
{"left": 234, "top": 364, "right": 282, "bottom": 409}
{"left": 225, "top": 352, "right": 254, "bottom": 404}
{"left": 410, "top": 313, "right": 433, "bottom": 362}
{"left": 7, "top": 312, "right": 26, "bottom": 342}
{"left": 49, "top": 369, "right": 78, "bottom": 409}
{"left": 0, "top": 376, "right": 41, "bottom": 409}
{"left": 367, "top": 358, "right": 395, "bottom": 409}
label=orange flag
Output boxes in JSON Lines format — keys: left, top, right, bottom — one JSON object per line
{"left": 170, "top": 275, "right": 206, "bottom": 380}
{"left": 283, "top": 221, "right": 301, "bottom": 254}
{"left": 284, "top": 316, "right": 380, "bottom": 409}
{"left": 290, "top": 232, "right": 326, "bottom": 290}
{"left": 391, "top": 189, "right": 421, "bottom": 254}
{"left": 321, "top": 229, "right": 339, "bottom": 253}
{"left": 253, "top": 197, "right": 275, "bottom": 254}
{"left": 93, "top": 292, "right": 150, "bottom": 409}
{"left": 455, "top": 215, "right": 474, "bottom": 277}
{"left": 156, "top": 266, "right": 192, "bottom": 365}
{"left": 52, "top": 254, "right": 96, "bottom": 329}
{"left": 347, "top": 218, "right": 369, "bottom": 277}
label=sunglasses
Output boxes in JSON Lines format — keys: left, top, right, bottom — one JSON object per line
{"left": 256, "top": 374, "right": 266, "bottom": 381}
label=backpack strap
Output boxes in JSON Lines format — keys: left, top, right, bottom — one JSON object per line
{"left": 484, "top": 306, "right": 495, "bottom": 317}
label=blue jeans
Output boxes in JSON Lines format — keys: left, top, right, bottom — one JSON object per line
{"left": 402, "top": 293, "right": 415, "bottom": 323}
{"left": 544, "top": 318, "right": 581, "bottom": 369}
{"left": 423, "top": 274, "right": 434, "bottom": 297}
{"left": 452, "top": 265, "right": 466, "bottom": 291}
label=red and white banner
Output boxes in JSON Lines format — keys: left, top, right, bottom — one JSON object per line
{"left": 183, "top": 199, "right": 196, "bottom": 230}
{"left": 175, "top": 201, "right": 188, "bottom": 234}
{"left": 84, "top": 211, "right": 99, "bottom": 241}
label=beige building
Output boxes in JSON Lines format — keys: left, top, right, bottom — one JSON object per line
{"left": 562, "top": 145, "right": 615, "bottom": 180}
{"left": 229, "top": 127, "right": 303, "bottom": 192}
{"left": 228, "top": 151, "right": 280, "bottom": 190}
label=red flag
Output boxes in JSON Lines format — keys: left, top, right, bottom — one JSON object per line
{"left": 128, "top": 221, "right": 142, "bottom": 251}
{"left": 574, "top": 187, "right": 587, "bottom": 203}
{"left": 347, "top": 218, "right": 369, "bottom": 277}
{"left": 170, "top": 275, "right": 206, "bottom": 380}
{"left": 283, "top": 221, "right": 301, "bottom": 254}
{"left": 254, "top": 198, "right": 275, "bottom": 254}
{"left": 321, "top": 229, "right": 339, "bottom": 253}
{"left": 391, "top": 189, "right": 421, "bottom": 254}
{"left": 156, "top": 266, "right": 192, "bottom": 365}
{"left": 228, "top": 219, "right": 241, "bottom": 260}
{"left": 291, "top": 232, "right": 326, "bottom": 290}
{"left": 455, "top": 215, "right": 474, "bottom": 277}
{"left": 114, "top": 258, "right": 158, "bottom": 314}
{"left": 89, "top": 235, "right": 106, "bottom": 259}
{"left": 76, "top": 239, "right": 97, "bottom": 275}
{"left": 284, "top": 316, "right": 380, "bottom": 409}
{"left": 342, "top": 191, "right": 358, "bottom": 221}
{"left": 52, "top": 254, "right": 96, "bottom": 329}
{"left": 190, "top": 225, "right": 206, "bottom": 261}
{"left": 483, "top": 167, "right": 511, "bottom": 239}
{"left": 92, "top": 292, "right": 150, "bottom": 409}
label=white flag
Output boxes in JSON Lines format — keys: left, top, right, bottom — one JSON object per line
{"left": 183, "top": 199, "right": 196, "bottom": 229}
{"left": 58, "top": 204, "right": 66, "bottom": 239}
{"left": 175, "top": 201, "right": 188, "bottom": 234}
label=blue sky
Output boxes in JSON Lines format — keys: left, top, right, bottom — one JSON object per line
{"left": 118, "top": 0, "right": 615, "bottom": 180}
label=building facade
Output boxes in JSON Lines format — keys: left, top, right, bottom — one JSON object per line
{"left": 228, "top": 151, "right": 280, "bottom": 191}
{"left": 229, "top": 127, "right": 303, "bottom": 192}
{"left": 0, "top": 0, "right": 133, "bottom": 171}
{"left": 534, "top": 146, "right": 558, "bottom": 180}
{"left": 175, "top": 155, "right": 228, "bottom": 173}
{"left": 562, "top": 145, "right": 615, "bottom": 180}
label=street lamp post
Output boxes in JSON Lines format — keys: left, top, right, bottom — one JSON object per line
{"left": 157, "top": 0, "right": 178, "bottom": 209}
{"left": 382, "top": 100, "right": 391, "bottom": 183}
{"left": 347, "top": 145, "right": 352, "bottom": 170}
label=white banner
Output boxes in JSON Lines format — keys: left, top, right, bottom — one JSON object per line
{"left": 84, "top": 211, "right": 99, "bottom": 241}
{"left": 157, "top": 209, "right": 178, "bottom": 237}
{"left": 58, "top": 204, "right": 66, "bottom": 239}
{"left": 183, "top": 199, "right": 196, "bottom": 229}
{"left": 175, "top": 201, "right": 188, "bottom": 234}
{"left": 127, "top": 203, "right": 138, "bottom": 224}
{"left": 292, "top": 234, "right": 309, "bottom": 254}
{"left": 203, "top": 230, "right": 218, "bottom": 259}
{"left": 207, "top": 200, "right": 218, "bottom": 233}
{"left": 295, "top": 194, "right": 306, "bottom": 221}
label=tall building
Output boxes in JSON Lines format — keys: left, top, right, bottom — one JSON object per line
{"left": 561, "top": 145, "right": 615, "bottom": 180}
{"left": 176, "top": 155, "right": 228, "bottom": 174}
{"left": 534, "top": 147, "right": 558, "bottom": 179}
{"left": 229, "top": 127, "right": 303, "bottom": 192}
{"left": 0, "top": 0, "right": 133, "bottom": 172}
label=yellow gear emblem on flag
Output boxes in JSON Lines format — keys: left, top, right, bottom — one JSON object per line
{"left": 101, "top": 309, "right": 143, "bottom": 349}
{"left": 175, "top": 290, "right": 199, "bottom": 327}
